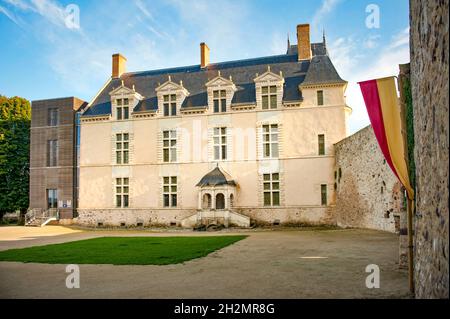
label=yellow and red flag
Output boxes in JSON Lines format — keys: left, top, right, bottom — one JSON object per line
{"left": 359, "top": 76, "right": 414, "bottom": 200}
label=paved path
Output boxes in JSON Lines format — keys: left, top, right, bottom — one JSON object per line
{"left": 0, "top": 226, "right": 411, "bottom": 298}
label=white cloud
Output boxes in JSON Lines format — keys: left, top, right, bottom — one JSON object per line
{"left": 312, "top": 0, "right": 341, "bottom": 35}
{"left": 329, "top": 28, "right": 411, "bottom": 134}
{"left": 363, "top": 34, "right": 381, "bottom": 49}
{"left": 0, "top": 4, "right": 23, "bottom": 26}
{"left": 3, "top": 0, "right": 68, "bottom": 27}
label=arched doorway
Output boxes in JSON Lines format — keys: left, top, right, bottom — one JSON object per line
{"left": 202, "top": 193, "right": 212, "bottom": 209}
{"left": 216, "top": 193, "right": 225, "bottom": 210}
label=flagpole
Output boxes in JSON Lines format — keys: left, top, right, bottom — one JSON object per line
{"left": 407, "top": 197, "right": 415, "bottom": 294}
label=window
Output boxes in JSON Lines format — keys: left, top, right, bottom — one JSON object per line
{"left": 116, "top": 178, "right": 129, "bottom": 208}
{"left": 47, "top": 140, "right": 58, "bottom": 167}
{"left": 163, "top": 176, "right": 177, "bottom": 207}
{"left": 163, "top": 94, "right": 177, "bottom": 116}
{"left": 163, "top": 130, "right": 177, "bottom": 162}
{"left": 213, "top": 90, "right": 227, "bottom": 113}
{"left": 317, "top": 90, "right": 324, "bottom": 106}
{"left": 48, "top": 108, "right": 58, "bottom": 126}
{"left": 321, "top": 184, "right": 327, "bottom": 206}
{"left": 262, "top": 86, "right": 277, "bottom": 109}
{"left": 116, "top": 98, "right": 130, "bottom": 120}
{"left": 263, "top": 173, "right": 280, "bottom": 206}
{"left": 116, "top": 133, "right": 129, "bottom": 164}
{"left": 213, "top": 127, "right": 227, "bottom": 160}
{"left": 47, "top": 189, "right": 58, "bottom": 209}
{"left": 262, "top": 124, "right": 279, "bottom": 158}
{"left": 318, "top": 134, "right": 325, "bottom": 155}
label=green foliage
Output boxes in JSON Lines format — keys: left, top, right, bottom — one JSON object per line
{"left": 402, "top": 77, "right": 416, "bottom": 192}
{"left": 0, "top": 236, "right": 247, "bottom": 265}
{"left": 0, "top": 95, "right": 31, "bottom": 215}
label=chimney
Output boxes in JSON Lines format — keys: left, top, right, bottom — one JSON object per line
{"left": 112, "top": 53, "right": 127, "bottom": 78}
{"left": 297, "top": 24, "right": 312, "bottom": 61}
{"left": 200, "top": 42, "right": 210, "bottom": 68}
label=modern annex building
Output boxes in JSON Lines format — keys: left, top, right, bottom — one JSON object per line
{"left": 74, "top": 23, "right": 351, "bottom": 228}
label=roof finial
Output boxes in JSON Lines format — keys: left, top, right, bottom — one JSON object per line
{"left": 180, "top": 80, "right": 183, "bottom": 87}
{"left": 323, "top": 29, "right": 327, "bottom": 47}
{"left": 121, "top": 80, "right": 124, "bottom": 86}
{"left": 218, "top": 70, "right": 221, "bottom": 77}
{"left": 287, "top": 32, "right": 290, "bottom": 50}
{"left": 229, "top": 75, "right": 233, "bottom": 81}
{"left": 168, "top": 75, "right": 172, "bottom": 82}
{"left": 132, "top": 84, "right": 135, "bottom": 91}
{"left": 267, "top": 65, "right": 271, "bottom": 72}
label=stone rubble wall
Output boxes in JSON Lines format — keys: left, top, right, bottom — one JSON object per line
{"left": 76, "top": 206, "right": 333, "bottom": 228}
{"left": 410, "top": 0, "right": 449, "bottom": 299}
{"left": 334, "top": 126, "right": 406, "bottom": 233}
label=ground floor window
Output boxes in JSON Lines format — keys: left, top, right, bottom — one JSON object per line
{"left": 263, "top": 173, "right": 280, "bottom": 206}
{"left": 116, "top": 178, "right": 129, "bottom": 208}
{"left": 321, "top": 184, "right": 327, "bottom": 206}
{"left": 163, "top": 176, "right": 177, "bottom": 207}
{"left": 47, "top": 189, "right": 58, "bottom": 209}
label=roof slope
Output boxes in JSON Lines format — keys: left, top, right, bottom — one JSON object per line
{"left": 83, "top": 42, "right": 345, "bottom": 117}
{"left": 196, "top": 167, "right": 236, "bottom": 187}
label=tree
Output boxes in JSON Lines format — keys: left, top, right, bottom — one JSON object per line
{"left": 0, "top": 95, "right": 31, "bottom": 217}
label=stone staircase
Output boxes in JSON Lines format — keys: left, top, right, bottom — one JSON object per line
{"left": 181, "top": 210, "right": 250, "bottom": 228}
{"left": 25, "top": 208, "right": 59, "bottom": 227}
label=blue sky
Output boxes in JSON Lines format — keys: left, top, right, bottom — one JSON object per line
{"left": 0, "top": 0, "right": 410, "bottom": 133}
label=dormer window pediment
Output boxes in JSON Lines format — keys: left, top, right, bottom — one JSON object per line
{"left": 206, "top": 74, "right": 237, "bottom": 114}
{"left": 155, "top": 77, "right": 189, "bottom": 117}
{"left": 254, "top": 68, "right": 285, "bottom": 110}
{"left": 109, "top": 82, "right": 143, "bottom": 121}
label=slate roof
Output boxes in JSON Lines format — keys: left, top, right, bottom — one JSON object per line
{"left": 83, "top": 41, "right": 345, "bottom": 117}
{"left": 196, "top": 167, "right": 236, "bottom": 187}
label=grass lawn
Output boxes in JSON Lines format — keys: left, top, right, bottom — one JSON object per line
{"left": 0, "top": 236, "right": 246, "bottom": 265}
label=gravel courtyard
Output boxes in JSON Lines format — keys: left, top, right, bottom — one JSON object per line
{"left": 0, "top": 226, "right": 410, "bottom": 299}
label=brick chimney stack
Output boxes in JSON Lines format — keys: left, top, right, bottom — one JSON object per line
{"left": 112, "top": 53, "right": 127, "bottom": 78}
{"left": 200, "top": 42, "right": 210, "bottom": 68}
{"left": 297, "top": 24, "right": 312, "bottom": 61}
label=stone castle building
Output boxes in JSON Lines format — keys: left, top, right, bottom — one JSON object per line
{"left": 75, "top": 23, "right": 351, "bottom": 227}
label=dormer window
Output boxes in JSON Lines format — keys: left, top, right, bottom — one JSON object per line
{"left": 155, "top": 76, "right": 189, "bottom": 117}
{"left": 116, "top": 98, "right": 129, "bottom": 120}
{"left": 254, "top": 67, "right": 284, "bottom": 111}
{"left": 213, "top": 90, "right": 227, "bottom": 113}
{"left": 262, "top": 86, "right": 277, "bottom": 110}
{"left": 205, "top": 72, "right": 237, "bottom": 114}
{"left": 163, "top": 94, "right": 177, "bottom": 116}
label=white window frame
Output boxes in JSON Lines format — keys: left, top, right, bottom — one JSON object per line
{"left": 263, "top": 173, "right": 280, "bottom": 206}
{"left": 261, "top": 85, "right": 278, "bottom": 110}
{"left": 213, "top": 127, "right": 227, "bottom": 160}
{"left": 115, "top": 133, "right": 129, "bottom": 164}
{"left": 163, "top": 94, "right": 177, "bottom": 117}
{"left": 116, "top": 177, "right": 129, "bottom": 208}
{"left": 163, "top": 176, "right": 177, "bottom": 207}
{"left": 262, "top": 124, "right": 279, "bottom": 158}
{"left": 213, "top": 90, "right": 227, "bottom": 113}
{"left": 163, "top": 130, "right": 177, "bottom": 163}
{"left": 116, "top": 98, "right": 130, "bottom": 120}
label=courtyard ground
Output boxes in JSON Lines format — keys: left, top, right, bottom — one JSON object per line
{"left": 0, "top": 226, "right": 411, "bottom": 299}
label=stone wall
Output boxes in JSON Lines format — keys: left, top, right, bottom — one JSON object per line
{"left": 76, "top": 206, "right": 334, "bottom": 228}
{"left": 410, "top": 0, "right": 449, "bottom": 299}
{"left": 334, "top": 126, "right": 406, "bottom": 233}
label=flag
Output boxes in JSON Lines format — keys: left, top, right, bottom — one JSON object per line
{"left": 359, "top": 76, "right": 414, "bottom": 200}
